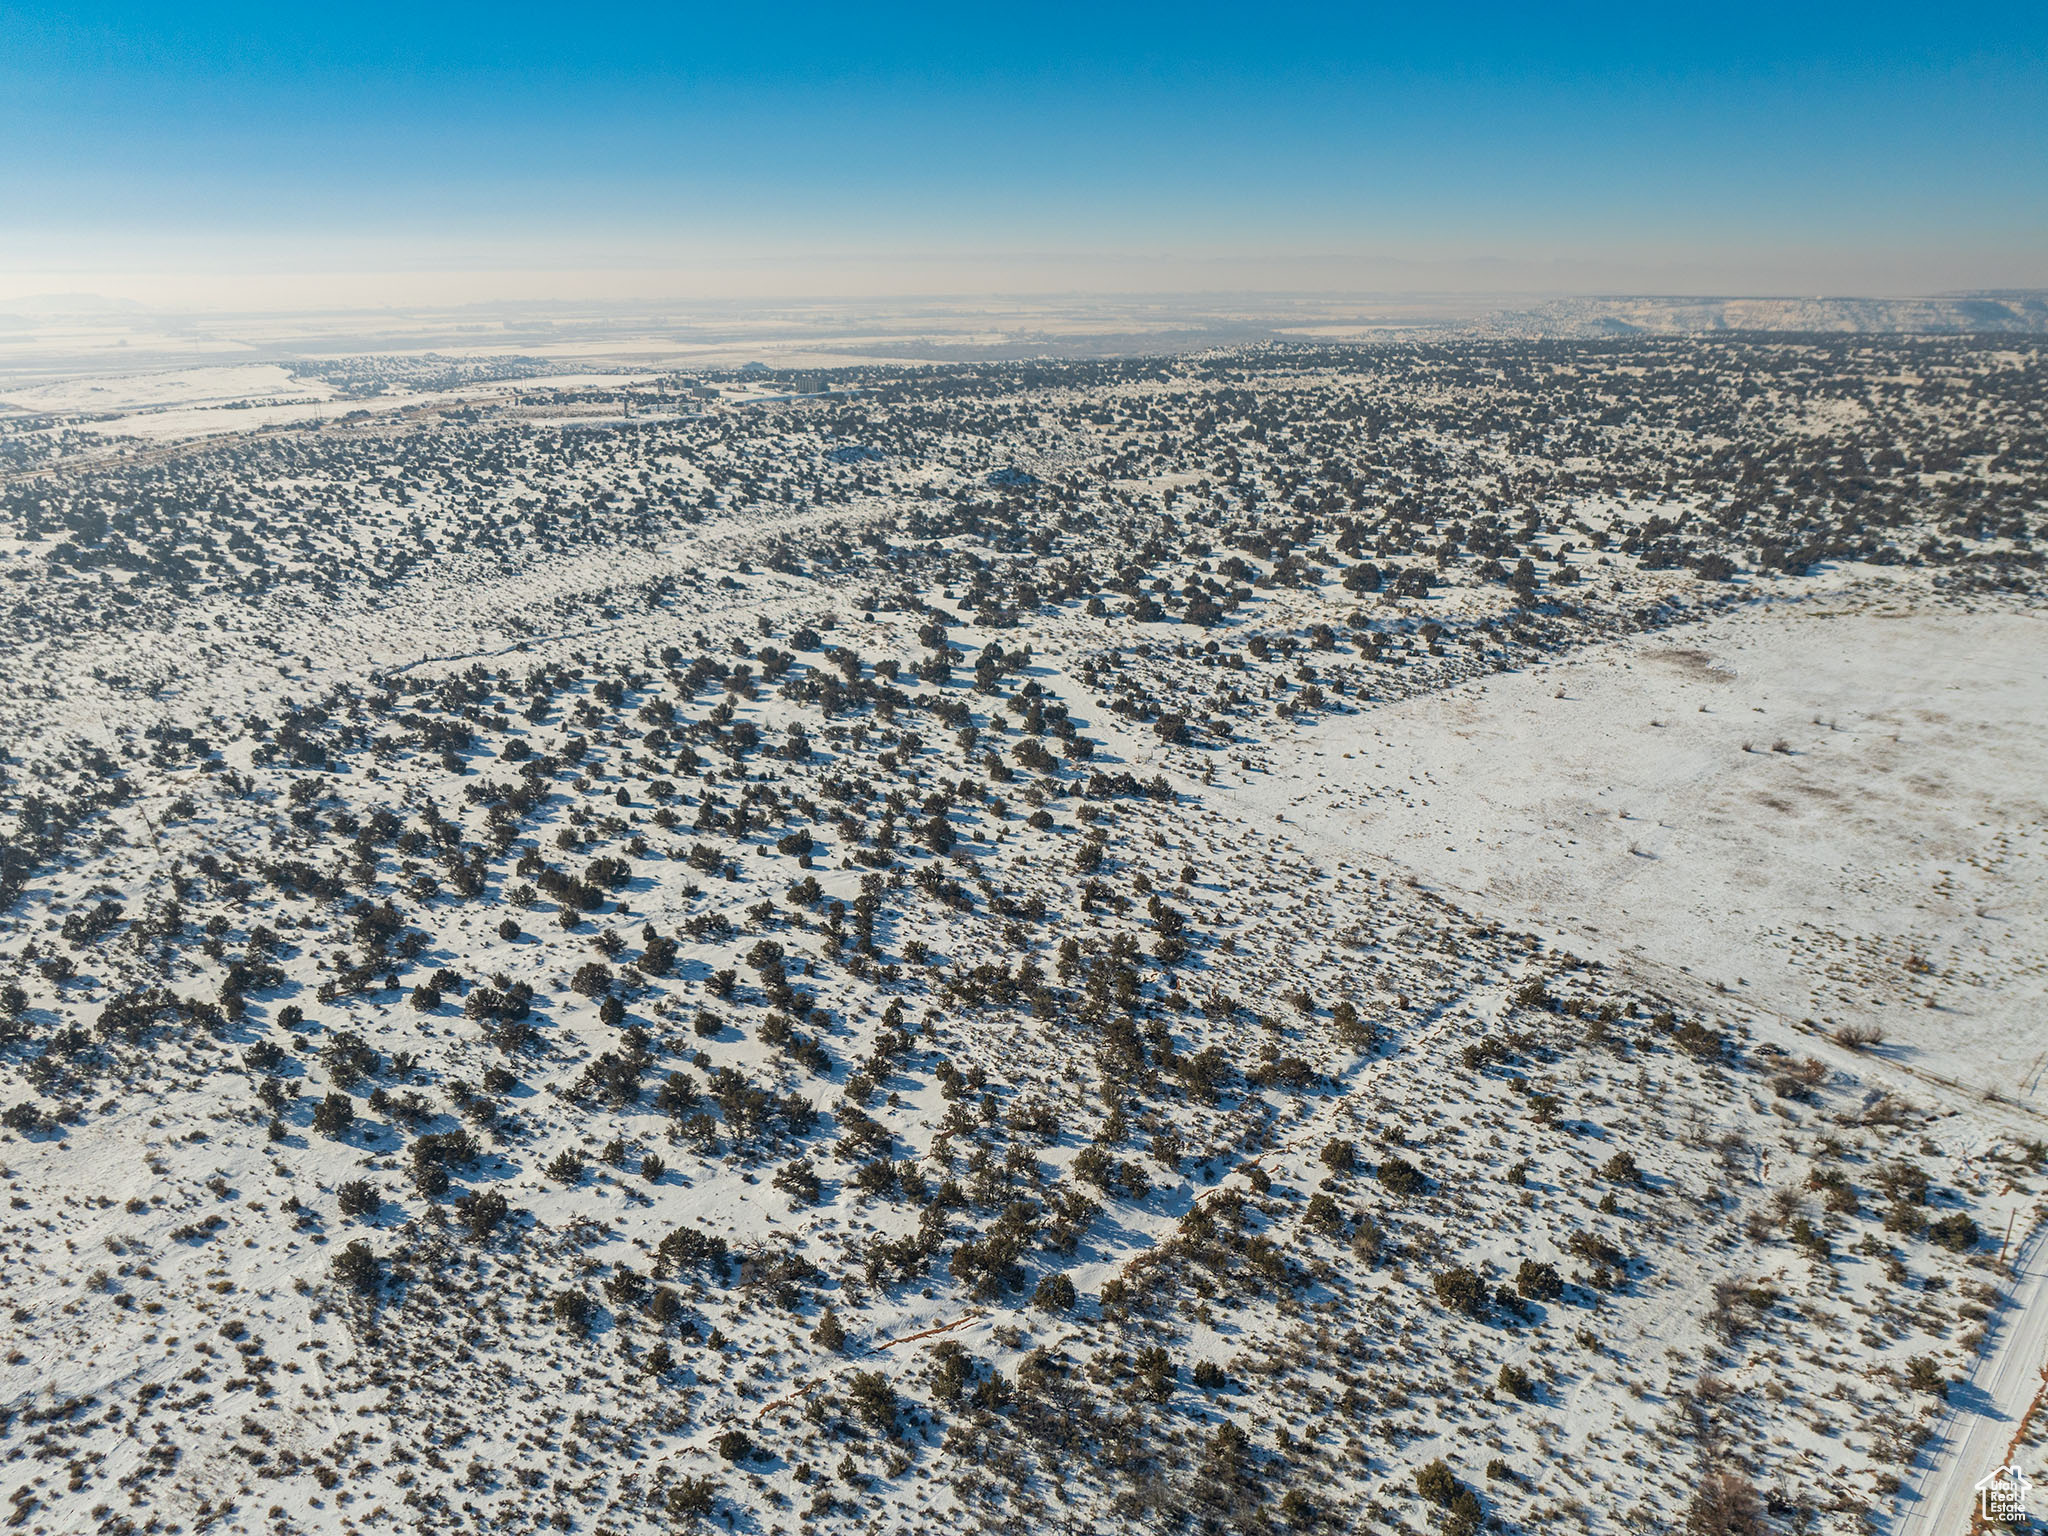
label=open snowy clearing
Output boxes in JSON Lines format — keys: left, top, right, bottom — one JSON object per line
{"left": 0, "top": 361, "right": 679, "bottom": 450}
{"left": 0, "top": 362, "right": 330, "bottom": 416}
{"left": 1256, "top": 577, "right": 2048, "bottom": 1107}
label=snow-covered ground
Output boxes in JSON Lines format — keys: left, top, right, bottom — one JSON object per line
{"left": 1254, "top": 579, "right": 2048, "bottom": 1106}
{"left": 0, "top": 337, "right": 2042, "bottom": 1536}
{"left": 0, "top": 362, "right": 328, "bottom": 416}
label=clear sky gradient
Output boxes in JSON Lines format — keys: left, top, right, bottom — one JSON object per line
{"left": 3, "top": 1, "right": 2044, "bottom": 306}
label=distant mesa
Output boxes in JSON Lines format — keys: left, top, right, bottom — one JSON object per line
{"left": 1498, "top": 291, "right": 2048, "bottom": 337}
{"left": 740, "top": 361, "right": 771, "bottom": 374}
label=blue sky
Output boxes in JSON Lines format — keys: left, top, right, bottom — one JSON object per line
{"left": 2, "top": 1, "right": 2043, "bottom": 303}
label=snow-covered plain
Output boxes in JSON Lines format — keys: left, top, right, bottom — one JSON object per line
{"left": 0, "top": 336, "right": 2042, "bottom": 1536}
{"left": 1260, "top": 585, "right": 2048, "bottom": 1105}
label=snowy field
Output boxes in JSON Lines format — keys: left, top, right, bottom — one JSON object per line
{"left": 0, "top": 336, "right": 2043, "bottom": 1536}
{"left": 1262, "top": 582, "right": 2048, "bottom": 1105}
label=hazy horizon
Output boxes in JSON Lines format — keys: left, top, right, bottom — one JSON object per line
{"left": 5, "top": 0, "right": 2044, "bottom": 309}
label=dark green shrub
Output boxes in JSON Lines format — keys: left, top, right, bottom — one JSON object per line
{"left": 1931, "top": 1212, "right": 1980, "bottom": 1252}
{"left": 1601, "top": 1151, "right": 1640, "bottom": 1185}
{"left": 665, "top": 1475, "right": 715, "bottom": 1519}
{"left": 321, "top": 1030, "right": 379, "bottom": 1088}
{"left": 546, "top": 1147, "right": 587, "bottom": 1183}
{"left": 551, "top": 1289, "right": 592, "bottom": 1335}
{"left": 1516, "top": 1259, "right": 1563, "bottom": 1301}
{"left": 311, "top": 1092, "right": 355, "bottom": 1139}
{"left": 1377, "top": 1157, "right": 1423, "bottom": 1197}
{"left": 1433, "top": 1266, "right": 1487, "bottom": 1317}
{"left": 1031, "top": 1273, "right": 1077, "bottom": 1312}
{"left": 1906, "top": 1355, "right": 1947, "bottom": 1398}
{"left": 1303, "top": 1192, "right": 1345, "bottom": 1235}
{"left": 1415, "top": 1458, "right": 1459, "bottom": 1506}
{"left": 455, "top": 1189, "right": 509, "bottom": 1240}
{"left": 848, "top": 1371, "right": 897, "bottom": 1430}
{"left": 812, "top": 1309, "right": 847, "bottom": 1351}
{"left": 331, "top": 1240, "right": 379, "bottom": 1295}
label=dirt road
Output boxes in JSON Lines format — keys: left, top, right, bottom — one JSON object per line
{"left": 1894, "top": 1217, "right": 2048, "bottom": 1534}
